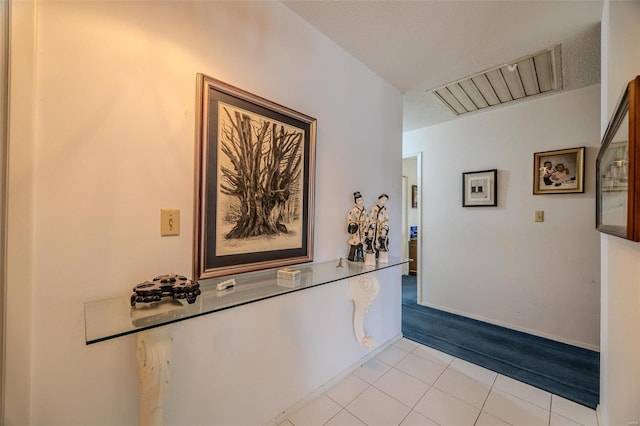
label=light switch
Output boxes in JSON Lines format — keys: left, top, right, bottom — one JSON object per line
{"left": 161, "top": 209, "right": 180, "bottom": 236}
{"left": 535, "top": 210, "right": 544, "bottom": 223}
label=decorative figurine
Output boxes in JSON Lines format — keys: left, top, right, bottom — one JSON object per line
{"left": 364, "top": 223, "right": 377, "bottom": 265}
{"left": 131, "top": 273, "right": 201, "bottom": 307}
{"left": 377, "top": 224, "right": 390, "bottom": 263}
{"left": 368, "top": 193, "right": 390, "bottom": 263}
{"left": 346, "top": 191, "right": 368, "bottom": 262}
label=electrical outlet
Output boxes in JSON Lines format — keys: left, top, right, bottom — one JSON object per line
{"left": 161, "top": 209, "right": 180, "bottom": 236}
{"left": 535, "top": 210, "right": 544, "bottom": 223}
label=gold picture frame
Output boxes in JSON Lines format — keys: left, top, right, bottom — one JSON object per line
{"left": 194, "top": 74, "right": 317, "bottom": 280}
{"left": 533, "top": 147, "right": 585, "bottom": 195}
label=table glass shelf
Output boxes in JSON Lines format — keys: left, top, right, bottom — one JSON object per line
{"left": 84, "top": 256, "right": 408, "bottom": 344}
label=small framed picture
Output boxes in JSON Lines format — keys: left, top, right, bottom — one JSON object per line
{"left": 411, "top": 185, "right": 418, "bottom": 208}
{"left": 462, "top": 169, "right": 497, "bottom": 207}
{"left": 533, "top": 147, "right": 585, "bottom": 194}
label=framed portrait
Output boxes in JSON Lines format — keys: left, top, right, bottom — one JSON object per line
{"left": 533, "top": 147, "right": 585, "bottom": 194}
{"left": 411, "top": 185, "right": 418, "bottom": 208}
{"left": 596, "top": 75, "right": 640, "bottom": 242}
{"left": 194, "top": 74, "right": 316, "bottom": 280}
{"left": 462, "top": 169, "right": 497, "bottom": 207}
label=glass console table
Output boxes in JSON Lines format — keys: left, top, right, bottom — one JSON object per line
{"left": 84, "top": 256, "right": 408, "bottom": 345}
{"left": 84, "top": 256, "right": 407, "bottom": 425}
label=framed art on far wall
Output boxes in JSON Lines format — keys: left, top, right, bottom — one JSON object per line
{"left": 462, "top": 169, "right": 497, "bottom": 207}
{"left": 194, "top": 74, "right": 317, "bottom": 280}
{"left": 596, "top": 75, "right": 640, "bottom": 242}
{"left": 411, "top": 185, "right": 418, "bottom": 208}
{"left": 533, "top": 147, "right": 585, "bottom": 194}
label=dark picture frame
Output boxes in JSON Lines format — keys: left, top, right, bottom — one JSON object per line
{"left": 462, "top": 169, "right": 497, "bottom": 207}
{"left": 596, "top": 75, "right": 640, "bottom": 242}
{"left": 411, "top": 185, "right": 418, "bottom": 208}
{"left": 533, "top": 147, "right": 585, "bottom": 194}
{"left": 194, "top": 74, "right": 317, "bottom": 280}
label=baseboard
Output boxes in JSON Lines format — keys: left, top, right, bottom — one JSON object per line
{"left": 263, "top": 333, "right": 403, "bottom": 426}
{"left": 596, "top": 404, "right": 603, "bottom": 425}
{"left": 418, "top": 301, "right": 600, "bottom": 352}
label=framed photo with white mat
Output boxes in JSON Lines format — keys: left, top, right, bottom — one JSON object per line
{"left": 462, "top": 169, "right": 497, "bottom": 207}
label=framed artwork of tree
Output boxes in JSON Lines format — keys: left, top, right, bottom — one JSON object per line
{"left": 194, "top": 74, "right": 316, "bottom": 280}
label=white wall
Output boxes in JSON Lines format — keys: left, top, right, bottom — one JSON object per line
{"left": 5, "top": 2, "right": 403, "bottom": 424}
{"left": 599, "top": 1, "right": 640, "bottom": 424}
{"left": 4, "top": 0, "right": 37, "bottom": 423}
{"left": 403, "top": 85, "right": 601, "bottom": 349}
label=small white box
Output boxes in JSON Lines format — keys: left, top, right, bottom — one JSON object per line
{"left": 216, "top": 278, "right": 236, "bottom": 291}
{"left": 277, "top": 277, "right": 301, "bottom": 288}
{"left": 277, "top": 268, "right": 300, "bottom": 280}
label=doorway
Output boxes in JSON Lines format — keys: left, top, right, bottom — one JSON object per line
{"left": 402, "top": 153, "right": 422, "bottom": 304}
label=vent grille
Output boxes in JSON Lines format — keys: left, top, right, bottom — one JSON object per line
{"left": 430, "top": 46, "right": 562, "bottom": 116}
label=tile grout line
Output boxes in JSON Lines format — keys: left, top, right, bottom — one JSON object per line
{"left": 338, "top": 347, "right": 417, "bottom": 426}
{"left": 370, "top": 342, "right": 451, "bottom": 425}
{"left": 410, "top": 349, "right": 490, "bottom": 425}
{"left": 341, "top": 388, "right": 372, "bottom": 426}
{"left": 412, "top": 344, "right": 493, "bottom": 423}
{"left": 367, "top": 358, "right": 433, "bottom": 424}
{"left": 473, "top": 372, "right": 504, "bottom": 426}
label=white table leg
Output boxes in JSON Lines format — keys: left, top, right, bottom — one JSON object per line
{"left": 136, "top": 327, "right": 172, "bottom": 426}
{"left": 349, "top": 274, "right": 380, "bottom": 348}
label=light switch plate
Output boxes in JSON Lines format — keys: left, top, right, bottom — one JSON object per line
{"left": 535, "top": 210, "right": 544, "bottom": 223}
{"left": 161, "top": 209, "right": 180, "bottom": 236}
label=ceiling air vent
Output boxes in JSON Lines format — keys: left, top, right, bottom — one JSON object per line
{"left": 430, "top": 45, "right": 562, "bottom": 116}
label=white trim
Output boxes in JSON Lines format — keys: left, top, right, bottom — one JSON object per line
{"left": 4, "top": 0, "right": 37, "bottom": 423}
{"left": 0, "top": 0, "right": 9, "bottom": 419}
{"left": 401, "top": 176, "right": 408, "bottom": 275}
{"left": 420, "top": 301, "right": 601, "bottom": 352}
{"left": 263, "top": 334, "right": 403, "bottom": 426}
{"left": 402, "top": 152, "right": 423, "bottom": 304}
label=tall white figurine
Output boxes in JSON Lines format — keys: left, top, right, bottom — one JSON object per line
{"left": 346, "top": 191, "right": 367, "bottom": 262}
{"left": 367, "top": 193, "right": 390, "bottom": 264}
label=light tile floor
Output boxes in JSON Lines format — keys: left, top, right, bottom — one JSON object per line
{"left": 281, "top": 338, "right": 598, "bottom": 426}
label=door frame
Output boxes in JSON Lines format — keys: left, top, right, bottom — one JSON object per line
{"left": 402, "top": 152, "right": 423, "bottom": 303}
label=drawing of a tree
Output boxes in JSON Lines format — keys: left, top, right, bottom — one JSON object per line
{"left": 219, "top": 107, "right": 303, "bottom": 239}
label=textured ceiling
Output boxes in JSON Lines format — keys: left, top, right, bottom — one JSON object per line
{"left": 283, "top": 1, "right": 602, "bottom": 131}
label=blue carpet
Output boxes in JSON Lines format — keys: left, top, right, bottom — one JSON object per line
{"left": 401, "top": 275, "right": 599, "bottom": 409}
